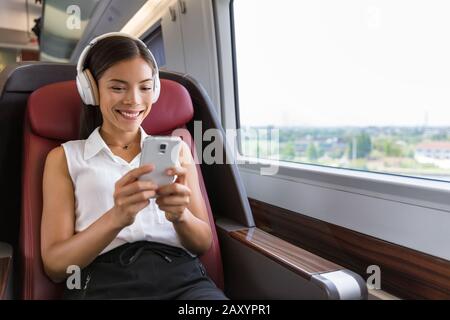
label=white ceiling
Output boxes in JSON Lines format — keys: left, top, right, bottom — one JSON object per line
{"left": 0, "top": 0, "right": 42, "bottom": 33}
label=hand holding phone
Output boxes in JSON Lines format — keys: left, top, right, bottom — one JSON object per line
{"left": 112, "top": 165, "right": 157, "bottom": 227}
{"left": 139, "top": 136, "right": 182, "bottom": 188}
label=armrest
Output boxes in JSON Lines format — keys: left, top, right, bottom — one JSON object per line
{"left": 0, "top": 242, "right": 13, "bottom": 300}
{"left": 217, "top": 218, "right": 368, "bottom": 300}
{"left": 230, "top": 228, "right": 340, "bottom": 277}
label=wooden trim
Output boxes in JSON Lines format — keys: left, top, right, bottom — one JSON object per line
{"left": 369, "top": 289, "right": 400, "bottom": 300}
{"left": 230, "top": 228, "right": 342, "bottom": 280}
{"left": 249, "top": 198, "right": 450, "bottom": 300}
{"left": 0, "top": 257, "right": 11, "bottom": 299}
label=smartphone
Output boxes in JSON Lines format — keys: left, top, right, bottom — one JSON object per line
{"left": 139, "top": 136, "right": 182, "bottom": 187}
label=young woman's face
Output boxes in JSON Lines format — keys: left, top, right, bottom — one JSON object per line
{"left": 97, "top": 57, "right": 155, "bottom": 134}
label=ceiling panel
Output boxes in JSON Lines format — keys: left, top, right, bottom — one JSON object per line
{"left": 0, "top": 0, "right": 41, "bottom": 32}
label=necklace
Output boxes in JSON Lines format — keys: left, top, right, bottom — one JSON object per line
{"left": 106, "top": 142, "right": 135, "bottom": 150}
{"left": 101, "top": 129, "right": 140, "bottom": 151}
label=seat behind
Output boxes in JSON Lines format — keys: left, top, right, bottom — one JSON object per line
{"left": 0, "top": 63, "right": 76, "bottom": 265}
{"left": 20, "top": 79, "right": 223, "bottom": 299}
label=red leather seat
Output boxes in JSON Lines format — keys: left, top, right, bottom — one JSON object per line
{"left": 20, "top": 79, "right": 224, "bottom": 299}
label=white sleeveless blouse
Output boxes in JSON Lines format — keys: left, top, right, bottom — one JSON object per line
{"left": 61, "top": 126, "right": 193, "bottom": 256}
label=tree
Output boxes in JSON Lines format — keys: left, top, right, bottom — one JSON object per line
{"left": 383, "top": 140, "right": 403, "bottom": 157}
{"left": 431, "top": 132, "right": 448, "bottom": 141}
{"left": 306, "top": 142, "right": 318, "bottom": 161}
{"left": 281, "top": 142, "right": 296, "bottom": 161}
{"left": 348, "top": 132, "right": 372, "bottom": 159}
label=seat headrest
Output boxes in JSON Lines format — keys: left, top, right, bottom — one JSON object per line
{"left": 27, "top": 79, "right": 194, "bottom": 141}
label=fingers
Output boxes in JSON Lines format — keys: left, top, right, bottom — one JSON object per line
{"left": 156, "top": 182, "right": 191, "bottom": 197}
{"left": 115, "top": 165, "right": 154, "bottom": 188}
{"left": 114, "top": 167, "right": 159, "bottom": 210}
{"left": 155, "top": 195, "right": 190, "bottom": 207}
{"left": 165, "top": 165, "right": 188, "bottom": 185}
{"left": 121, "top": 190, "right": 156, "bottom": 206}
{"left": 159, "top": 205, "right": 186, "bottom": 215}
{"left": 115, "top": 180, "right": 158, "bottom": 198}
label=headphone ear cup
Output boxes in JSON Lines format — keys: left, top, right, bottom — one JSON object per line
{"left": 152, "top": 75, "right": 161, "bottom": 103}
{"left": 76, "top": 74, "right": 88, "bottom": 104}
{"left": 76, "top": 72, "right": 95, "bottom": 105}
{"left": 84, "top": 69, "right": 100, "bottom": 106}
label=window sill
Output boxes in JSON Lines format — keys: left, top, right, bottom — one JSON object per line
{"left": 237, "top": 155, "right": 450, "bottom": 212}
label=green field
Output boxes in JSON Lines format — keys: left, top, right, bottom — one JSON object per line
{"left": 240, "top": 126, "right": 450, "bottom": 181}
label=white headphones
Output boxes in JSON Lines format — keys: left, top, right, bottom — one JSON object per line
{"left": 76, "top": 32, "right": 161, "bottom": 106}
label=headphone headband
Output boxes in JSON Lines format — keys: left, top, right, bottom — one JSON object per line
{"left": 76, "top": 32, "right": 160, "bottom": 105}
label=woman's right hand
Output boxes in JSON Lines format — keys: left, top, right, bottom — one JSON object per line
{"left": 111, "top": 164, "right": 158, "bottom": 228}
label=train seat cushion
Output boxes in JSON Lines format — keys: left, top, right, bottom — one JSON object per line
{"left": 28, "top": 79, "right": 194, "bottom": 140}
{"left": 21, "top": 79, "right": 223, "bottom": 299}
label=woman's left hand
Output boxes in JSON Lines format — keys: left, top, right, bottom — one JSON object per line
{"left": 155, "top": 165, "right": 191, "bottom": 223}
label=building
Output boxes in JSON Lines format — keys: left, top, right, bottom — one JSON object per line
{"left": 415, "top": 141, "right": 450, "bottom": 168}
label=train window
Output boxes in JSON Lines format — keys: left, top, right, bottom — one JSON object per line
{"left": 232, "top": 0, "right": 450, "bottom": 182}
{"left": 142, "top": 25, "right": 166, "bottom": 67}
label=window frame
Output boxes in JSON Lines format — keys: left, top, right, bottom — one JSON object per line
{"left": 141, "top": 23, "right": 167, "bottom": 67}
{"left": 229, "top": 0, "right": 450, "bottom": 186}
{"left": 214, "top": 0, "right": 450, "bottom": 261}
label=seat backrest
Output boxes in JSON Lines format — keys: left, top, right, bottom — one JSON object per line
{"left": 20, "top": 79, "right": 223, "bottom": 299}
{"left": 0, "top": 63, "right": 76, "bottom": 265}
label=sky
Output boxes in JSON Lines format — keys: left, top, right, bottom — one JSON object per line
{"left": 233, "top": 0, "right": 450, "bottom": 127}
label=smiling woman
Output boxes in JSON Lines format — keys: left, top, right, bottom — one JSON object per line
{"left": 77, "top": 33, "right": 159, "bottom": 140}
{"left": 39, "top": 33, "right": 227, "bottom": 300}
{"left": 105, "top": 75, "right": 153, "bottom": 123}
{"left": 98, "top": 57, "right": 154, "bottom": 140}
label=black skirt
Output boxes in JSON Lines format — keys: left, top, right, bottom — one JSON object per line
{"left": 63, "top": 241, "right": 228, "bottom": 300}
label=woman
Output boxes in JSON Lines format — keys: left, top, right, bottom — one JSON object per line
{"left": 40, "top": 32, "right": 227, "bottom": 300}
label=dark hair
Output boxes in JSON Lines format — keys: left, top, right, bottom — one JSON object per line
{"left": 79, "top": 36, "right": 156, "bottom": 139}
